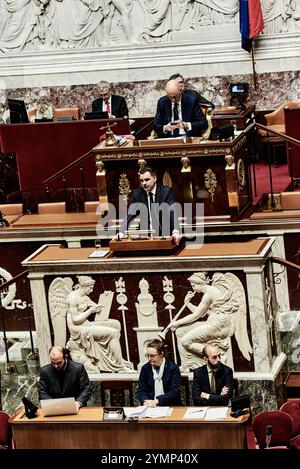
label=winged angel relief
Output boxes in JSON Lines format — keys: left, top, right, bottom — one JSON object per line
{"left": 48, "top": 275, "right": 133, "bottom": 373}
{"left": 169, "top": 271, "right": 253, "bottom": 371}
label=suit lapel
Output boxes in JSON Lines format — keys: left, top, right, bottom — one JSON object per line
{"left": 62, "top": 361, "right": 72, "bottom": 395}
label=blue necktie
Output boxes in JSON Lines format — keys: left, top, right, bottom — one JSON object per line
{"left": 173, "top": 103, "right": 179, "bottom": 137}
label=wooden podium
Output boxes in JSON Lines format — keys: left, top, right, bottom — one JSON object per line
{"left": 109, "top": 236, "right": 177, "bottom": 254}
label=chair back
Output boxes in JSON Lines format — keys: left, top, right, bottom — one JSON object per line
{"left": 0, "top": 411, "right": 12, "bottom": 449}
{"left": 84, "top": 201, "right": 100, "bottom": 213}
{"left": 100, "top": 380, "right": 134, "bottom": 407}
{"left": 0, "top": 203, "right": 23, "bottom": 216}
{"left": 38, "top": 202, "right": 66, "bottom": 214}
{"left": 180, "top": 375, "right": 191, "bottom": 406}
{"left": 280, "top": 400, "right": 300, "bottom": 437}
{"left": 252, "top": 410, "right": 293, "bottom": 448}
{"left": 265, "top": 101, "right": 299, "bottom": 126}
{"left": 53, "top": 108, "right": 80, "bottom": 122}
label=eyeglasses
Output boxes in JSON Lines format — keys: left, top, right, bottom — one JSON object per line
{"left": 145, "top": 353, "right": 161, "bottom": 359}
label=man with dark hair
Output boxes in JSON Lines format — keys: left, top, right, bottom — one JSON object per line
{"left": 153, "top": 79, "right": 208, "bottom": 138}
{"left": 192, "top": 344, "right": 234, "bottom": 406}
{"left": 118, "top": 166, "right": 180, "bottom": 244}
{"left": 39, "top": 345, "right": 93, "bottom": 410}
{"left": 92, "top": 80, "right": 128, "bottom": 118}
{"left": 169, "top": 73, "right": 215, "bottom": 110}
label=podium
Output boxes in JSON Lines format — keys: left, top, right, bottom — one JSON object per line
{"left": 109, "top": 236, "right": 178, "bottom": 254}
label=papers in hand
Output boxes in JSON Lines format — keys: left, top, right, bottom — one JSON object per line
{"left": 123, "top": 406, "right": 172, "bottom": 419}
{"left": 204, "top": 407, "right": 228, "bottom": 420}
{"left": 183, "top": 407, "right": 208, "bottom": 419}
{"left": 88, "top": 249, "right": 109, "bottom": 258}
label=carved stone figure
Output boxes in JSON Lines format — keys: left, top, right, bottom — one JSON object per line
{"left": 170, "top": 271, "right": 252, "bottom": 371}
{"left": 103, "top": 0, "right": 133, "bottom": 44}
{"left": 48, "top": 275, "right": 134, "bottom": 372}
{"left": 135, "top": 278, "right": 157, "bottom": 323}
{"left": 140, "top": 0, "right": 173, "bottom": 43}
{"left": 0, "top": 0, "right": 50, "bottom": 52}
{"left": 46, "top": 0, "right": 105, "bottom": 48}
{"left": 261, "top": 0, "right": 292, "bottom": 34}
{"left": 190, "top": 0, "right": 238, "bottom": 28}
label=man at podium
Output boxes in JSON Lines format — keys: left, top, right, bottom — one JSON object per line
{"left": 117, "top": 167, "right": 180, "bottom": 244}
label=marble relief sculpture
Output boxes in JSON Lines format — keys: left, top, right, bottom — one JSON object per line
{"left": 0, "top": 0, "right": 297, "bottom": 53}
{"left": 48, "top": 275, "right": 134, "bottom": 373}
{"left": 190, "top": 0, "right": 239, "bottom": 28}
{"left": 170, "top": 271, "right": 253, "bottom": 371}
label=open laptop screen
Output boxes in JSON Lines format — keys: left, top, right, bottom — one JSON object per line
{"left": 40, "top": 397, "right": 78, "bottom": 416}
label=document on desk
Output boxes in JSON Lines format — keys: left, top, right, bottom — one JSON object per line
{"left": 204, "top": 407, "right": 228, "bottom": 420}
{"left": 123, "top": 406, "right": 147, "bottom": 417}
{"left": 183, "top": 407, "right": 208, "bottom": 419}
{"left": 144, "top": 407, "right": 173, "bottom": 418}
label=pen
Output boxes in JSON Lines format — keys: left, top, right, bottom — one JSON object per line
{"left": 189, "top": 409, "right": 204, "bottom": 414}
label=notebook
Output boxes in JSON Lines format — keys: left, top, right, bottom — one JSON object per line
{"left": 40, "top": 397, "right": 78, "bottom": 416}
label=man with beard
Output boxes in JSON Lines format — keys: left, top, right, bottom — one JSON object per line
{"left": 192, "top": 344, "right": 234, "bottom": 406}
{"left": 39, "top": 345, "right": 93, "bottom": 410}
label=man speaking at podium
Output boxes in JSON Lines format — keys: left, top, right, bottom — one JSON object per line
{"left": 117, "top": 167, "right": 180, "bottom": 245}
{"left": 153, "top": 79, "right": 208, "bottom": 138}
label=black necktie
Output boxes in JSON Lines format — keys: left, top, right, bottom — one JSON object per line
{"left": 173, "top": 103, "right": 179, "bottom": 137}
{"left": 148, "top": 192, "right": 154, "bottom": 232}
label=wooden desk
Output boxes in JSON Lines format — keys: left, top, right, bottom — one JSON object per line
{"left": 212, "top": 103, "right": 255, "bottom": 130}
{"left": 10, "top": 406, "right": 249, "bottom": 449}
{"left": 11, "top": 212, "right": 100, "bottom": 229}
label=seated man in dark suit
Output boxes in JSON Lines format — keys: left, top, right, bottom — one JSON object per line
{"left": 39, "top": 345, "right": 93, "bottom": 410}
{"left": 117, "top": 166, "right": 180, "bottom": 245}
{"left": 153, "top": 79, "right": 208, "bottom": 138}
{"left": 92, "top": 80, "right": 129, "bottom": 118}
{"left": 169, "top": 73, "right": 215, "bottom": 110}
{"left": 192, "top": 344, "right": 234, "bottom": 406}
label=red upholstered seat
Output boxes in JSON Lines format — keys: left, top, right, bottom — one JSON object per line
{"left": 0, "top": 411, "right": 12, "bottom": 449}
{"left": 280, "top": 400, "right": 300, "bottom": 438}
{"left": 252, "top": 410, "right": 293, "bottom": 449}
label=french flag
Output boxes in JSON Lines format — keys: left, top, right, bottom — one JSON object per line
{"left": 240, "top": 0, "right": 264, "bottom": 52}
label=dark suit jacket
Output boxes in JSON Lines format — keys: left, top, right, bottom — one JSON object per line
{"left": 119, "top": 183, "right": 180, "bottom": 236}
{"left": 184, "top": 89, "right": 215, "bottom": 109}
{"left": 92, "top": 94, "right": 128, "bottom": 118}
{"left": 39, "top": 360, "right": 93, "bottom": 406}
{"left": 138, "top": 358, "right": 182, "bottom": 406}
{"left": 153, "top": 92, "right": 208, "bottom": 138}
{"left": 192, "top": 363, "right": 234, "bottom": 406}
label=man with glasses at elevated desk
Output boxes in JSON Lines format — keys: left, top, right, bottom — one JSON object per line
{"left": 92, "top": 80, "right": 129, "bottom": 118}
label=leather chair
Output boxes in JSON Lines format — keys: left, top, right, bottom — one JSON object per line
{"left": 100, "top": 379, "right": 134, "bottom": 407}
{"left": 0, "top": 411, "right": 12, "bottom": 449}
{"left": 280, "top": 400, "right": 300, "bottom": 438}
{"left": 252, "top": 410, "right": 293, "bottom": 449}
{"left": 0, "top": 203, "right": 23, "bottom": 215}
{"left": 38, "top": 202, "right": 66, "bottom": 214}
{"left": 53, "top": 107, "right": 80, "bottom": 122}
{"left": 258, "top": 101, "right": 300, "bottom": 165}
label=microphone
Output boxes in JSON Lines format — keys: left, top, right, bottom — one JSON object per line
{"left": 265, "top": 425, "right": 272, "bottom": 448}
{"left": 133, "top": 117, "right": 156, "bottom": 140}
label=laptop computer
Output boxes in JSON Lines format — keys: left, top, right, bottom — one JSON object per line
{"left": 84, "top": 111, "right": 109, "bottom": 120}
{"left": 40, "top": 397, "right": 78, "bottom": 416}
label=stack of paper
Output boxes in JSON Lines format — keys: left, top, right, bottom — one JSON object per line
{"left": 183, "top": 407, "right": 208, "bottom": 419}
{"left": 204, "top": 407, "right": 228, "bottom": 420}
{"left": 144, "top": 407, "right": 172, "bottom": 418}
